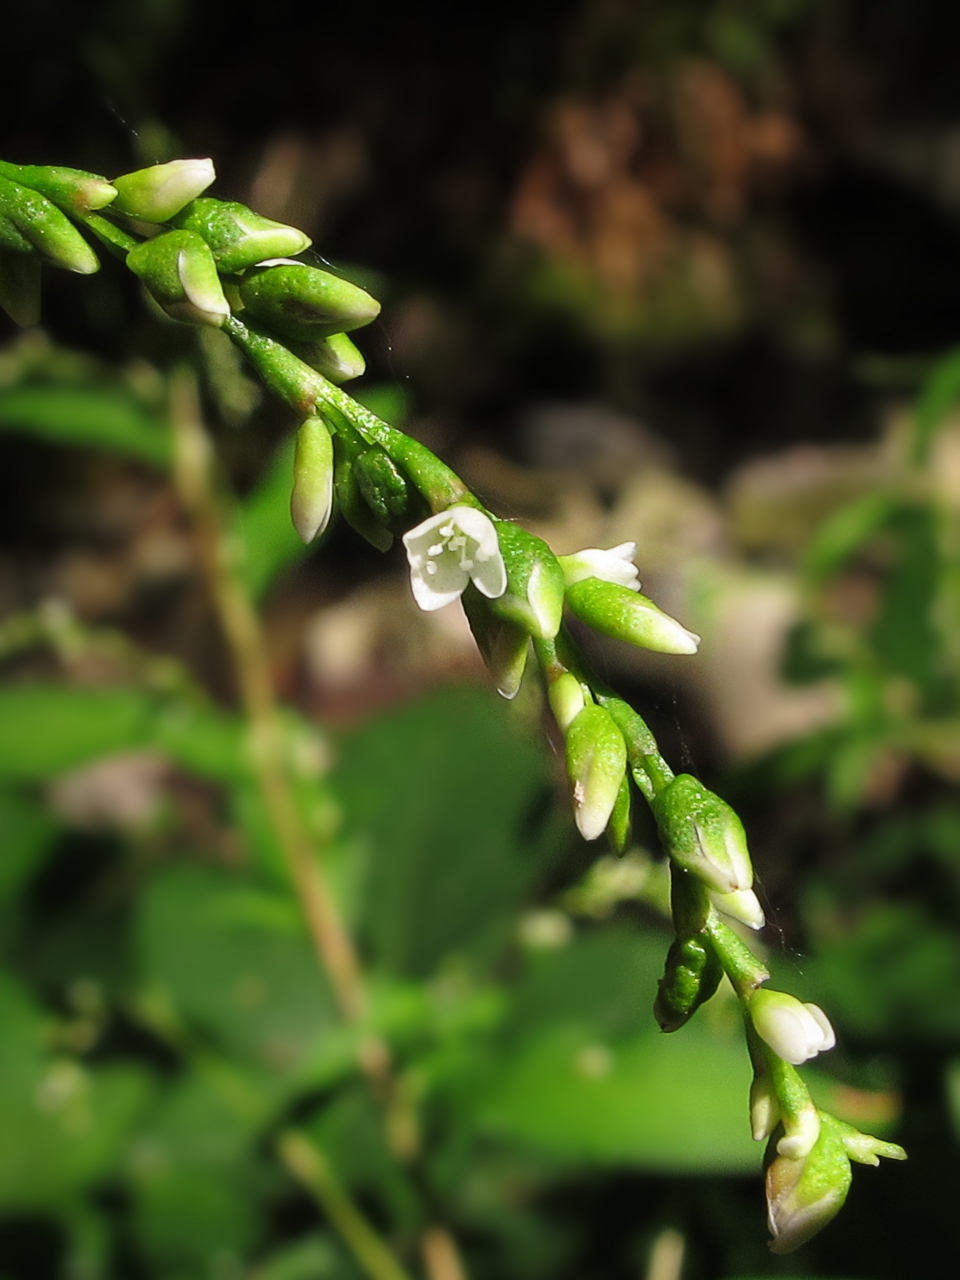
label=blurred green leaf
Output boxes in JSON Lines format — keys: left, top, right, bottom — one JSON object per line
{"left": 137, "top": 865, "right": 337, "bottom": 1075}
{"left": 0, "top": 974, "right": 153, "bottom": 1212}
{"left": 0, "top": 686, "right": 155, "bottom": 780}
{"left": 252, "top": 1235, "right": 362, "bottom": 1280}
{"left": 0, "top": 788, "right": 56, "bottom": 903}
{"left": 912, "top": 345, "right": 960, "bottom": 464}
{"left": 335, "top": 687, "right": 563, "bottom": 977}
{"left": 869, "top": 506, "right": 939, "bottom": 690}
{"left": 469, "top": 931, "right": 756, "bottom": 1172}
{"left": 0, "top": 684, "right": 247, "bottom": 784}
{"left": 128, "top": 1072, "right": 265, "bottom": 1270}
{"left": 803, "top": 491, "right": 899, "bottom": 581}
{"left": 0, "top": 384, "right": 171, "bottom": 466}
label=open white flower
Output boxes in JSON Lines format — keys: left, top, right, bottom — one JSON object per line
{"left": 403, "top": 506, "right": 507, "bottom": 611}
{"left": 558, "top": 541, "right": 641, "bottom": 590}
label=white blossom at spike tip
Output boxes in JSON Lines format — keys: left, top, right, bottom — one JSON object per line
{"left": 403, "top": 506, "right": 507, "bottom": 611}
{"left": 558, "top": 542, "right": 641, "bottom": 590}
{"left": 749, "top": 989, "right": 836, "bottom": 1066}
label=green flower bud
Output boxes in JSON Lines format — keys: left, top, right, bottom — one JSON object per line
{"left": 652, "top": 774, "right": 753, "bottom": 895}
{"left": 0, "top": 250, "right": 41, "bottom": 327}
{"left": 0, "top": 161, "right": 117, "bottom": 215}
{"left": 548, "top": 672, "right": 586, "bottom": 732}
{"left": 565, "top": 577, "right": 700, "bottom": 655}
{"left": 173, "top": 201, "right": 310, "bottom": 272}
{"left": 765, "top": 1112, "right": 853, "bottom": 1254}
{"left": 126, "top": 229, "right": 230, "bottom": 327}
{"left": 462, "top": 585, "right": 530, "bottom": 700}
{"left": 488, "top": 522, "right": 566, "bottom": 640}
{"left": 749, "top": 988, "right": 835, "bottom": 1067}
{"left": 654, "top": 933, "right": 723, "bottom": 1032}
{"left": 607, "top": 775, "right": 633, "bottom": 854}
{"left": 0, "top": 176, "right": 99, "bottom": 274}
{"left": 292, "top": 331, "right": 365, "bottom": 384}
{"left": 750, "top": 1071, "right": 780, "bottom": 1142}
{"left": 238, "top": 261, "right": 380, "bottom": 340}
{"left": 565, "top": 703, "right": 628, "bottom": 841}
{"left": 111, "top": 158, "right": 215, "bottom": 222}
{"left": 331, "top": 428, "right": 394, "bottom": 552}
{"left": 290, "top": 416, "right": 335, "bottom": 543}
{"left": 353, "top": 447, "right": 425, "bottom": 533}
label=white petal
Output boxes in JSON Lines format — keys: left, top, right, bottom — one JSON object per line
{"left": 409, "top": 566, "right": 467, "bottom": 611}
{"left": 403, "top": 510, "right": 454, "bottom": 555}
{"left": 471, "top": 552, "right": 507, "bottom": 599}
{"left": 448, "top": 505, "right": 502, "bottom": 559}
{"left": 803, "top": 1003, "right": 836, "bottom": 1052}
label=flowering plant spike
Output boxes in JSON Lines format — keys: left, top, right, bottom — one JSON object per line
{"left": 0, "top": 153, "right": 906, "bottom": 1254}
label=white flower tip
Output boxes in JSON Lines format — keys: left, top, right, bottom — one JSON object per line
{"left": 558, "top": 542, "right": 641, "bottom": 590}
{"left": 804, "top": 1002, "right": 836, "bottom": 1052}
{"left": 749, "top": 1077, "right": 780, "bottom": 1142}
{"left": 574, "top": 800, "right": 610, "bottom": 842}
{"left": 176, "top": 250, "right": 230, "bottom": 324}
{"left": 674, "top": 626, "right": 701, "bottom": 654}
{"left": 290, "top": 485, "right": 332, "bottom": 543}
{"left": 710, "top": 886, "right": 765, "bottom": 930}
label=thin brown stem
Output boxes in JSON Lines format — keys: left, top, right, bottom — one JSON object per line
{"left": 169, "top": 367, "right": 370, "bottom": 1028}
{"left": 169, "top": 367, "right": 470, "bottom": 1280}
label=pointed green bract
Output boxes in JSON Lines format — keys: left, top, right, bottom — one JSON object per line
{"left": 0, "top": 161, "right": 116, "bottom": 215}
{"left": 653, "top": 774, "right": 754, "bottom": 895}
{"left": 126, "top": 229, "right": 229, "bottom": 327}
{"left": 292, "top": 331, "right": 365, "bottom": 384}
{"left": 488, "top": 522, "right": 566, "bottom": 640}
{"left": 766, "top": 1112, "right": 852, "bottom": 1254}
{"left": 239, "top": 261, "right": 380, "bottom": 340}
{"left": 565, "top": 577, "right": 700, "bottom": 654}
{"left": 462, "top": 586, "right": 530, "bottom": 699}
{"left": 0, "top": 176, "right": 99, "bottom": 274}
{"left": 173, "top": 199, "right": 310, "bottom": 272}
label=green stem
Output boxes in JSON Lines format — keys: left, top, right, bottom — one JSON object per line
{"left": 78, "top": 212, "right": 140, "bottom": 257}
{"left": 703, "top": 911, "right": 769, "bottom": 995}
{"left": 278, "top": 1131, "right": 415, "bottom": 1280}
